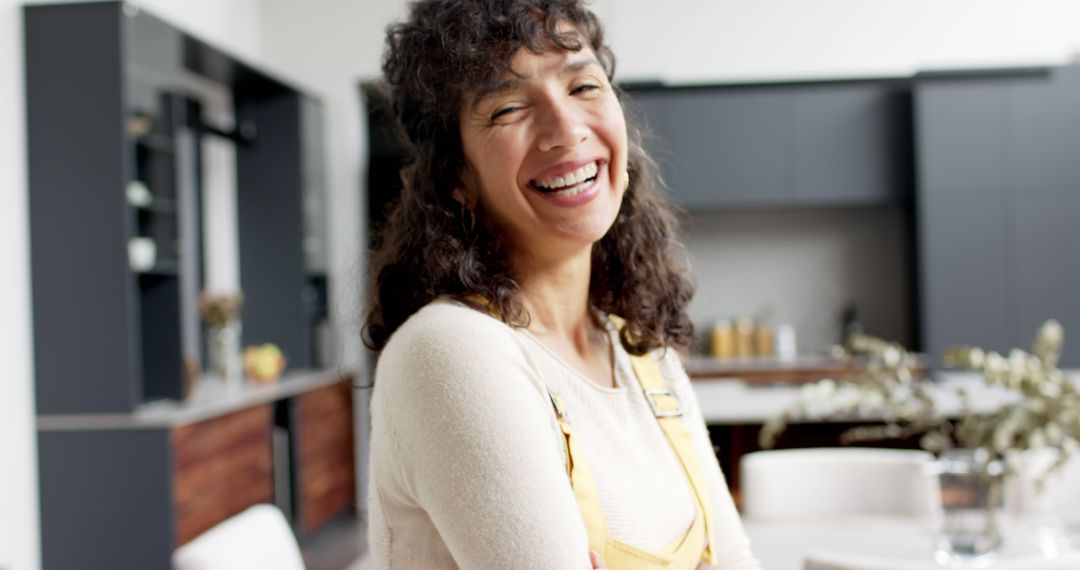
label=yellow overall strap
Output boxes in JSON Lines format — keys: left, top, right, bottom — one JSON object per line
{"left": 549, "top": 391, "right": 609, "bottom": 559}
{"left": 627, "top": 353, "right": 718, "bottom": 564}
{"left": 612, "top": 318, "right": 719, "bottom": 565}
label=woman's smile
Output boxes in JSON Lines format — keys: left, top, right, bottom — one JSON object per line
{"left": 527, "top": 158, "right": 605, "bottom": 206}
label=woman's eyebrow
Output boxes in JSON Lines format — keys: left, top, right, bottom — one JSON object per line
{"left": 560, "top": 56, "right": 598, "bottom": 77}
{"left": 472, "top": 54, "right": 601, "bottom": 106}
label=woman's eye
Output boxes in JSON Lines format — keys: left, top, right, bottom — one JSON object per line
{"left": 490, "top": 106, "right": 521, "bottom": 121}
{"left": 572, "top": 83, "right": 600, "bottom": 95}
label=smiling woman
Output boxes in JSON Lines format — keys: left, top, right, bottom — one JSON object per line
{"left": 363, "top": 1, "right": 760, "bottom": 569}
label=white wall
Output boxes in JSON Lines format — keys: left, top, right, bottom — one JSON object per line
{"left": 1, "top": 0, "right": 40, "bottom": 567}
{"left": 596, "top": 0, "right": 1080, "bottom": 83}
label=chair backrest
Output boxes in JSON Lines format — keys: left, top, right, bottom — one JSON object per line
{"left": 740, "top": 448, "right": 935, "bottom": 521}
{"left": 172, "top": 504, "right": 306, "bottom": 570}
{"left": 1006, "top": 448, "right": 1080, "bottom": 517}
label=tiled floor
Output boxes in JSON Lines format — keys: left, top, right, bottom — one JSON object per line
{"left": 300, "top": 515, "right": 368, "bottom": 570}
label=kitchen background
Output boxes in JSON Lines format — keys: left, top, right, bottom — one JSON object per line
{"left": 4, "top": 1, "right": 1080, "bottom": 568}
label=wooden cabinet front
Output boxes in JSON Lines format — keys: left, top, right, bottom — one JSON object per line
{"left": 295, "top": 382, "right": 356, "bottom": 534}
{"left": 172, "top": 405, "right": 274, "bottom": 546}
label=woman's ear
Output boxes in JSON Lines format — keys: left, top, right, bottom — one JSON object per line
{"left": 452, "top": 165, "right": 480, "bottom": 209}
{"left": 451, "top": 186, "right": 474, "bottom": 208}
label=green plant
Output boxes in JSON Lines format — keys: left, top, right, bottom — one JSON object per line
{"left": 198, "top": 291, "right": 244, "bottom": 329}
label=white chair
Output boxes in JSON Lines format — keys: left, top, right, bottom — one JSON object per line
{"left": 172, "top": 504, "right": 306, "bottom": 570}
{"left": 1006, "top": 449, "right": 1080, "bottom": 518}
{"left": 740, "top": 448, "right": 935, "bottom": 521}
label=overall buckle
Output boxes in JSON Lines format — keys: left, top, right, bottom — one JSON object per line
{"left": 644, "top": 388, "right": 684, "bottom": 418}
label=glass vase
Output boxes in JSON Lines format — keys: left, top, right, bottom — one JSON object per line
{"left": 207, "top": 321, "right": 241, "bottom": 391}
{"left": 925, "top": 448, "right": 1005, "bottom": 566}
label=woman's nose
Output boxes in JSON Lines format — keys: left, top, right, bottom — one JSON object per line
{"left": 536, "top": 100, "right": 588, "bottom": 152}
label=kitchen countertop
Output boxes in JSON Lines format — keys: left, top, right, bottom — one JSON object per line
{"left": 37, "top": 368, "right": 354, "bottom": 431}
{"left": 687, "top": 354, "right": 930, "bottom": 383}
{"left": 691, "top": 371, "right": 1080, "bottom": 425}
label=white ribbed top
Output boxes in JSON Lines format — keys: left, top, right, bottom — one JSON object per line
{"left": 368, "top": 300, "right": 760, "bottom": 569}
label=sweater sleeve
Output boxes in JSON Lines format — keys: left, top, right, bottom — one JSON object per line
{"left": 375, "top": 306, "right": 593, "bottom": 569}
{"left": 659, "top": 350, "right": 762, "bottom": 570}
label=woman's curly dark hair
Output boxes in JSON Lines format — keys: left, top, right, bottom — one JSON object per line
{"left": 364, "top": 0, "right": 696, "bottom": 355}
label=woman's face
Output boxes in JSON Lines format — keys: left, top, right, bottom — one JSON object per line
{"left": 457, "top": 41, "right": 628, "bottom": 265}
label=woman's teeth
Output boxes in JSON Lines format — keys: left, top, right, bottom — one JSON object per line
{"left": 533, "top": 161, "right": 599, "bottom": 194}
{"left": 548, "top": 180, "right": 591, "bottom": 197}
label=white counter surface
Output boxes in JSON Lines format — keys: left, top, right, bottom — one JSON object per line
{"left": 37, "top": 368, "right": 353, "bottom": 431}
{"left": 692, "top": 371, "right": 1080, "bottom": 425}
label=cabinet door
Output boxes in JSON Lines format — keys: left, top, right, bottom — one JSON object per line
{"left": 915, "top": 68, "right": 1080, "bottom": 365}
{"left": 1006, "top": 68, "right": 1080, "bottom": 197}
{"left": 631, "top": 83, "right": 906, "bottom": 209}
{"left": 173, "top": 405, "right": 273, "bottom": 546}
{"left": 915, "top": 77, "right": 1014, "bottom": 361}
{"left": 39, "top": 429, "right": 173, "bottom": 569}
{"left": 1012, "top": 195, "right": 1080, "bottom": 366}
{"left": 294, "top": 383, "right": 355, "bottom": 534}
{"left": 659, "top": 88, "right": 789, "bottom": 208}
{"left": 919, "top": 197, "right": 1012, "bottom": 359}
{"left": 26, "top": 2, "right": 137, "bottom": 414}
{"left": 1007, "top": 68, "right": 1080, "bottom": 366}
{"left": 790, "top": 83, "right": 907, "bottom": 204}
{"left": 916, "top": 79, "right": 1011, "bottom": 199}
{"left": 237, "top": 93, "right": 310, "bottom": 367}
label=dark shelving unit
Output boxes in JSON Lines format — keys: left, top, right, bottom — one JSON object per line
{"left": 26, "top": 3, "right": 330, "bottom": 568}
{"left": 27, "top": 1, "right": 325, "bottom": 416}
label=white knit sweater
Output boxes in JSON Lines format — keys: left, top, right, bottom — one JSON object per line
{"left": 367, "top": 300, "right": 760, "bottom": 569}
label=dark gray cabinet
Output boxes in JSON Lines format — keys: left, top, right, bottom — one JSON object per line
{"left": 790, "top": 84, "right": 910, "bottom": 204}
{"left": 661, "top": 88, "right": 788, "bottom": 207}
{"left": 26, "top": 2, "right": 173, "bottom": 414}
{"left": 918, "top": 196, "right": 1012, "bottom": 358}
{"left": 916, "top": 80, "right": 1010, "bottom": 198}
{"left": 915, "top": 67, "right": 1080, "bottom": 366}
{"left": 237, "top": 92, "right": 318, "bottom": 369}
{"left": 627, "top": 80, "right": 910, "bottom": 209}
{"left": 1012, "top": 194, "right": 1080, "bottom": 348}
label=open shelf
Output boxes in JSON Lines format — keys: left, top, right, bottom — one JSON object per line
{"left": 133, "top": 196, "right": 177, "bottom": 215}
{"left": 135, "top": 260, "right": 180, "bottom": 276}
{"left": 135, "top": 132, "right": 175, "bottom": 154}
